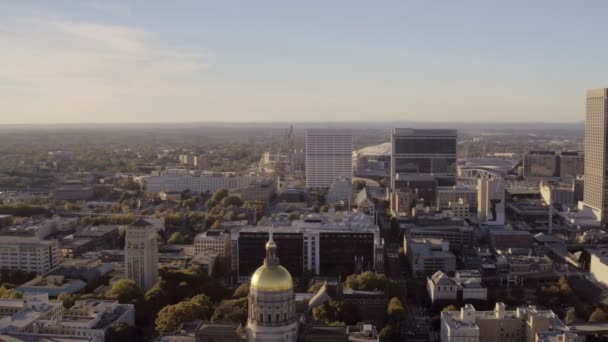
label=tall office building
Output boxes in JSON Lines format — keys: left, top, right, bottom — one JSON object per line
{"left": 390, "top": 129, "right": 457, "bottom": 207}
{"left": 559, "top": 151, "right": 584, "bottom": 179}
{"left": 305, "top": 129, "right": 353, "bottom": 188}
{"left": 522, "top": 151, "right": 558, "bottom": 178}
{"left": 125, "top": 219, "right": 159, "bottom": 291}
{"left": 584, "top": 88, "right": 608, "bottom": 224}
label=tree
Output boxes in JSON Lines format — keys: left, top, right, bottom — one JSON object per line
{"left": 105, "top": 279, "right": 144, "bottom": 304}
{"left": 233, "top": 283, "right": 250, "bottom": 298}
{"left": 168, "top": 232, "right": 186, "bottom": 244}
{"left": 105, "top": 322, "right": 142, "bottom": 342}
{"left": 387, "top": 297, "right": 406, "bottom": 323}
{"left": 221, "top": 195, "right": 243, "bottom": 207}
{"left": 58, "top": 293, "right": 76, "bottom": 309}
{"left": 211, "top": 189, "right": 229, "bottom": 203}
{"left": 155, "top": 301, "right": 199, "bottom": 332}
{"left": 211, "top": 297, "right": 248, "bottom": 323}
{"left": 189, "top": 294, "right": 213, "bottom": 320}
{"left": 378, "top": 324, "right": 397, "bottom": 342}
{"left": 589, "top": 308, "right": 608, "bottom": 322}
{"left": 442, "top": 305, "right": 459, "bottom": 312}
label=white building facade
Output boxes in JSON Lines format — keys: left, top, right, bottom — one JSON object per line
{"left": 306, "top": 129, "right": 353, "bottom": 188}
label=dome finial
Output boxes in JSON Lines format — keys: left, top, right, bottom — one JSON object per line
{"left": 265, "top": 230, "right": 278, "bottom": 266}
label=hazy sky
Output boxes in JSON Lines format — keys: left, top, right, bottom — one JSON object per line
{"left": 0, "top": 1, "right": 606, "bottom": 124}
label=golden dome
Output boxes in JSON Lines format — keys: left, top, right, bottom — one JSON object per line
{"left": 250, "top": 264, "right": 293, "bottom": 292}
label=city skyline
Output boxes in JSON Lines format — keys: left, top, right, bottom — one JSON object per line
{"left": 1, "top": 1, "right": 607, "bottom": 124}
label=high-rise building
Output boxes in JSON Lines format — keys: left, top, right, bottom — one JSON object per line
{"left": 523, "top": 151, "right": 558, "bottom": 178}
{"left": 125, "top": 219, "right": 158, "bottom": 291}
{"left": 390, "top": 129, "right": 457, "bottom": 207}
{"left": 477, "top": 177, "right": 505, "bottom": 226}
{"left": 584, "top": 88, "right": 608, "bottom": 223}
{"left": 305, "top": 129, "right": 353, "bottom": 188}
{"left": 559, "top": 151, "right": 584, "bottom": 179}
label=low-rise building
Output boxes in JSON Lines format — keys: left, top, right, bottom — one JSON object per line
{"left": 405, "top": 238, "right": 456, "bottom": 277}
{"left": 489, "top": 229, "right": 533, "bottom": 252}
{"left": 53, "top": 181, "right": 94, "bottom": 201}
{"left": 16, "top": 275, "right": 86, "bottom": 297}
{"left": 440, "top": 303, "right": 576, "bottom": 342}
{"left": 427, "top": 270, "right": 487, "bottom": 304}
{"left": 326, "top": 179, "right": 353, "bottom": 205}
{"left": 194, "top": 230, "right": 231, "bottom": 257}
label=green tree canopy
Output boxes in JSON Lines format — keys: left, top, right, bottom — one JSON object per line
{"left": 211, "top": 297, "right": 248, "bottom": 323}
{"left": 233, "top": 283, "right": 250, "bottom": 298}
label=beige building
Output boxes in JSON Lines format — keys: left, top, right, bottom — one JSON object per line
{"left": 194, "top": 230, "right": 231, "bottom": 257}
{"left": 441, "top": 303, "right": 578, "bottom": 342}
{"left": 584, "top": 88, "right": 608, "bottom": 224}
{"left": 125, "top": 219, "right": 159, "bottom": 291}
{"left": 0, "top": 236, "right": 60, "bottom": 274}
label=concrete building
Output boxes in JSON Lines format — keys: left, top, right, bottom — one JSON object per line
{"left": 325, "top": 179, "right": 353, "bottom": 205}
{"left": 583, "top": 88, "right": 608, "bottom": 224}
{"left": 437, "top": 185, "right": 478, "bottom": 210}
{"left": 194, "top": 230, "right": 231, "bottom": 257}
{"left": 478, "top": 177, "right": 505, "bottom": 225}
{"left": 390, "top": 128, "right": 457, "bottom": 192}
{"left": 444, "top": 198, "right": 471, "bottom": 219}
{"left": 540, "top": 180, "right": 579, "bottom": 208}
{"left": 523, "top": 151, "right": 558, "bottom": 178}
{"left": 125, "top": 219, "right": 159, "bottom": 291}
{"left": 27, "top": 299, "right": 134, "bottom": 342}
{"left": 440, "top": 303, "right": 575, "bottom": 342}
{"left": 405, "top": 219, "right": 474, "bottom": 252}
{"left": 0, "top": 236, "right": 60, "bottom": 274}
{"left": 559, "top": 151, "right": 584, "bottom": 179}
{"left": 589, "top": 248, "right": 608, "bottom": 288}
{"left": 306, "top": 129, "right": 353, "bottom": 188}
{"left": 405, "top": 238, "right": 456, "bottom": 277}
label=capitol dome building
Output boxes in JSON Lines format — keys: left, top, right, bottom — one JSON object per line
{"left": 245, "top": 233, "right": 298, "bottom": 342}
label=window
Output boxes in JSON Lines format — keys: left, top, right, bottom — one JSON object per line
{"left": 268, "top": 314, "right": 272, "bottom": 323}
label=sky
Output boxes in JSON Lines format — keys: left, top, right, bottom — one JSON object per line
{"left": 0, "top": 1, "right": 606, "bottom": 124}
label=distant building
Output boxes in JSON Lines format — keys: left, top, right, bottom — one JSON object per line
{"left": 523, "top": 151, "right": 558, "bottom": 178}
{"left": 194, "top": 230, "right": 231, "bottom": 257}
{"left": 405, "top": 238, "right": 456, "bottom": 277}
{"left": 16, "top": 275, "right": 86, "bottom": 297}
{"left": 405, "top": 220, "right": 474, "bottom": 252}
{"left": 306, "top": 129, "right": 353, "bottom": 188}
{"left": 0, "top": 236, "right": 60, "bottom": 274}
{"left": 53, "top": 181, "right": 94, "bottom": 201}
{"left": 353, "top": 142, "right": 391, "bottom": 178}
{"left": 325, "top": 179, "right": 353, "bottom": 205}
{"left": 437, "top": 185, "right": 478, "bottom": 211}
{"left": 583, "top": 88, "right": 608, "bottom": 224}
{"left": 559, "top": 151, "right": 584, "bottom": 179}
{"left": 390, "top": 128, "right": 457, "bottom": 193}
{"left": 540, "top": 180, "right": 579, "bottom": 208}
{"left": 125, "top": 219, "right": 159, "bottom": 291}
{"left": 239, "top": 178, "right": 276, "bottom": 203}
{"left": 443, "top": 198, "right": 471, "bottom": 219}
{"left": 477, "top": 177, "right": 505, "bottom": 226}
{"left": 440, "top": 303, "right": 577, "bottom": 342}
{"left": 145, "top": 172, "right": 267, "bottom": 195}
